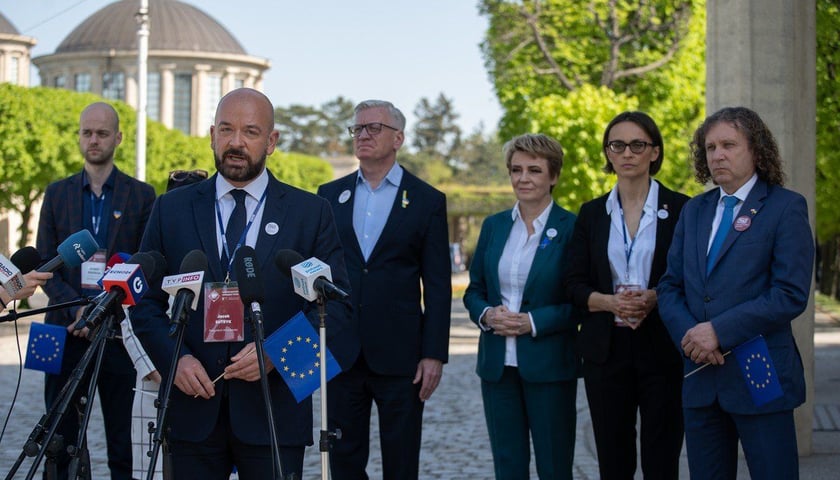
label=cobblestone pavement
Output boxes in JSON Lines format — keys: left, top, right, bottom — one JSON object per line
{"left": 2, "top": 293, "right": 839, "bottom": 479}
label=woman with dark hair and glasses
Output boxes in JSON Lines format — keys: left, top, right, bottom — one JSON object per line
{"left": 564, "top": 111, "right": 689, "bottom": 479}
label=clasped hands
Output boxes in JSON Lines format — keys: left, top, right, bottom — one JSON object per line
{"left": 483, "top": 305, "right": 531, "bottom": 337}
{"left": 681, "top": 322, "right": 726, "bottom": 365}
{"left": 176, "top": 342, "right": 273, "bottom": 399}
{"left": 613, "top": 288, "right": 657, "bottom": 329}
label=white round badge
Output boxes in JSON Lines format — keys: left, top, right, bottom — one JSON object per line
{"left": 338, "top": 190, "right": 351, "bottom": 204}
{"left": 657, "top": 209, "right": 669, "bottom": 220}
{"left": 265, "top": 222, "right": 279, "bottom": 235}
{"left": 546, "top": 228, "right": 558, "bottom": 239}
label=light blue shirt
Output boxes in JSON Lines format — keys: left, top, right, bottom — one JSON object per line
{"left": 353, "top": 163, "right": 403, "bottom": 261}
{"left": 215, "top": 169, "right": 268, "bottom": 258}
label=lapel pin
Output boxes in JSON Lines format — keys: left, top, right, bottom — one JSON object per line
{"left": 338, "top": 190, "right": 351, "bottom": 204}
{"left": 265, "top": 222, "right": 279, "bottom": 235}
{"left": 734, "top": 216, "right": 751, "bottom": 232}
{"left": 113, "top": 210, "right": 122, "bottom": 219}
{"left": 750, "top": 208, "right": 757, "bottom": 215}
{"left": 401, "top": 190, "right": 409, "bottom": 209}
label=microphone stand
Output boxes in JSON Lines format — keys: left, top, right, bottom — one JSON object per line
{"left": 145, "top": 298, "right": 192, "bottom": 480}
{"left": 0, "top": 297, "right": 96, "bottom": 324}
{"left": 4, "top": 302, "right": 122, "bottom": 480}
{"left": 315, "top": 292, "right": 340, "bottom": 480}
{"left": 247, "top": 301, "right": 284, "bottom": 480}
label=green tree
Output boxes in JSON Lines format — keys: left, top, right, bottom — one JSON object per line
{"left": 480, "top": 0, "right": 705, "bottom": 211}
{"left": 274, "top": 96, "right": 355, "bottom": 157}
{"left": 412, "top": 93, "right": 462, "bottom": 162}
{"left": 451, "top": 127, "right": 507, "bottom": 185}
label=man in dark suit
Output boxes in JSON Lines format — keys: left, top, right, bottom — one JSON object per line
{"left": 658, "top": 107, "right": 814, "bottom": 480}
{"left": 130, "top": 88, "right": 351, "bottom": 480}
{"left": 37, "top": 101, "right": 156, "bottom": 480}
{"left": 318, "top": 100, "right": 451, "bottom": 479}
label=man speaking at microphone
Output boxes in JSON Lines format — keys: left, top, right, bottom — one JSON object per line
{"left": 36, "top": 101, "right": 156, "bottom": 480}
{"left": 130, "top": 88, "right": 351, "bottom": 479}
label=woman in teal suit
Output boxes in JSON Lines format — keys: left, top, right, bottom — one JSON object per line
{"left": 463, "top": 133, "right": 578, "bottom": 480}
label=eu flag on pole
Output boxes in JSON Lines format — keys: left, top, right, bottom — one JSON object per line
{"left": 264, "top": 311, "right": 341, "bottom": 403}
{"left": 25, "top": 322, "right": 66, "bottom": 374}
{"left": 733, "top": 336, "right": 783, "bottom": 406}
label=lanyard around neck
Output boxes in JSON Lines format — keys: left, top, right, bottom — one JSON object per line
{"left": 215, "top": 188, "right": 268, "bottom": 275}
{"left": 90, "top": 192, "right": 106, "bottom": 236}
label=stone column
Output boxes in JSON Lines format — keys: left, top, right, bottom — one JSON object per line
{"left": 706, "top": 0, "right": 817, "bottom": 454}
{"left": 193, "top": 64, "right": 211, "bottom": 136}
{"left": 159, "top": 64, "right": 175, "bottom": 130}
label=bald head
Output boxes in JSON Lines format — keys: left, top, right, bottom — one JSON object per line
{"left": 79, "top": 102, "right": 122, "bottom": 166}
{"left": 80, "top": 102, "right": 120, "bottom": 132}
{"left": 214, "top": 88, "right": 275, "bottom": 131}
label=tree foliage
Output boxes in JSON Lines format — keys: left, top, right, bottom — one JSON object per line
{"left": 480, "top": 0, "right": 706, "bottom": 211}
{"left": 815, "top": 0, "right": 840, "bottom": 241}
{"left": 0, "top": 85, "right": 331, "bottom": 247}
{"left": 412, "top": 93, "right": 463, "bottom": 160}
{"left": 274, "top": 96, "right": 355, "bottom": 157}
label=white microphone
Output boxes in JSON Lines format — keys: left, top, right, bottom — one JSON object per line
{"left": 0, "top": 254, "right": 25, "bottom": 298}
{"left": 275, "top": 250, "right": 349, "bottom": 302}
{"left": 162, "top": 250, "right": 207, "bottom": 337}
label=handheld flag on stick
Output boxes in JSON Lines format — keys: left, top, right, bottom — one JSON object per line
{"left": 264, "top": 311, "right": 341, "bottom": 403}
{"left": 733, "top": 335, "right": 783, "bottom": 406}
{"left": 25, "top": 322, "right": 66, "bottom": 374}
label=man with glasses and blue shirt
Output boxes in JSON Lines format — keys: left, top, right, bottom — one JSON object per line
{"left": 318, "top": 100, "right": 451, "bottom": 479}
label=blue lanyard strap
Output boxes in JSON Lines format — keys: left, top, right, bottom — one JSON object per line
{"left": 90, "top": 192, "right": 105, "bottom": 236}
{"left": 616, "top": 191, "right": 644, "bottom": 282}
{"left": 215, "top": 188, "right": 268, "bottom": 275}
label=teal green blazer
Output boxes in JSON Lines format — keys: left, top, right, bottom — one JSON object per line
{"left": 463, "top": 203, "right": 579, "bottom": 383}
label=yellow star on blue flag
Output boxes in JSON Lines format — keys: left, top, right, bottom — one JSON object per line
{"left": 264, "top": 311, "right": 341, "bottom": 402}
{"left": 733, "top": 335, "right": 784, "bottom": 406}
{"left": 25, "top": 323, "right": 66, "bottom": 374}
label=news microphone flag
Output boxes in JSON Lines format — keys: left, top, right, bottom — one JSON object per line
{"left": 25, "top": 322, "right": 66, "bottom": 374}
{"left": 264, "top": 311, "right": 341, "bottom": 403}
{"left": 733, "top": 335, "right": 784, "bottom": 406}
{"left": 101, "top": 261, "right": 148, "bottom": 306}
{"left": 290, "top": 257, "right": 332, "bottom": 302}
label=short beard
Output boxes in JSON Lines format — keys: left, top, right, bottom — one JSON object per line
{"left": 215, "top": 148, "right": 266, "bottom": 184}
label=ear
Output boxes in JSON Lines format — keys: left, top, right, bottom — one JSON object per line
{"left": 209, "top": 125, "right": 216, "bottom": 150}
{"left": 393, "top": 130, "right": 405, "bottom": 151}
{"left": 266, "top": 130, "right": 279, "bottom": 155}
{"left": 115, "top": 131, "right": 123, "bottom": 146}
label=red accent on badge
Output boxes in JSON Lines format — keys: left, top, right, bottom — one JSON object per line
{"left": 734, "top": 215, "right": 751, "bottom": 232}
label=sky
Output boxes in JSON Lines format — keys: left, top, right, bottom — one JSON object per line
{"left": 2, "top": 0, "right": 503, "bottom": 134}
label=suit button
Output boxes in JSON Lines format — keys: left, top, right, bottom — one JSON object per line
{"left": 704, "top": 296, "right": 711, "bottom": 302}
{"left": 363, "top": 268, "right": 369, "bottom": 274}
{"left": 217, "top": 359, "right": 225, "bottom": 365}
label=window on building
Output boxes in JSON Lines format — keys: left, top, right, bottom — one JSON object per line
{"left": 147, "top": 72, "right": 161, "bottom": 121}
{"left": 8, "top": 57, "right": 19, "bottom": 85}
{"left": 173, "top": 73, "right": 192, "bottom": 134}
{"left": 205, "top": 73, "right": 222, "bottom": 127}
{"left": 75, "top": 73, "right": 91, "bottom": 92}
{"left": 54, "top": 75, "right": 66, "bottom": 88}
{"left": 102, "top": 71, "right": 125, "bottom": 100}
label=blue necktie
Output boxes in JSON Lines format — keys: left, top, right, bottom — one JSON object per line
{"left": 223, "top": 189, "right": 247, "bottom": 267}
{"left": 707, "top": 195, "right": 739, "bottom": 275}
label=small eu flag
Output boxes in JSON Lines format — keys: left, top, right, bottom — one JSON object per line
{"left": 264, "top": 311, "right": 341, "bottom": 403}
{"left": 733, "top": 336, "right": 783, "bottom": 406}
{"left": 25, "top": 322, "right": 66, "bottom": 374}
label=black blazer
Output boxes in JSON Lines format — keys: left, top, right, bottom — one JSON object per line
{"left": 318, "top": 167, "right": 451, "bottom": 376}
{"left": 565, "top": 181, "right": 688, "bottom": 366}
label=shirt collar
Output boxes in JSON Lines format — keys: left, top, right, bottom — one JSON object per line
{"left": 511, "top": 200, "right": 553, "bottom": 229}
{"left": 215, "top": 168, "right": 269, "bottom": 201}
{"left": 82, "top": 166, "right": 117, "bottom": 192}
{"left": 718, "top": 173, "right": 758, "bottom": 204}
{"left": 605, "top": 180, "right": 659, "bottom": 215}
{"left": 356, "top": 162, "right": 403, "bottom": 189}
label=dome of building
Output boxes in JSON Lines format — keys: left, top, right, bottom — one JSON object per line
{"left": 56, "top": 0, "right": 246, "bottom": 55}
{"left": 0, "top": 12, "right": 21, "bottom": 35}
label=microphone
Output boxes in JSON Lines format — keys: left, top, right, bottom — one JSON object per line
{"left": 77, "top": 252, "right": 158, "bottom": 331}
{"left": 0, "top": 246, "right": 43, "bottom": 297}
{"left": 38, "top": 229, "right": 99, "bottom": 272}
{"left": 274, "top": 249, "right": 349, "bottom": 302}
{"left": 162, "top": 250, "right": 207, "bottom": 337}
{"left": 234, "top": 246, "right": 266, "bottom": 328}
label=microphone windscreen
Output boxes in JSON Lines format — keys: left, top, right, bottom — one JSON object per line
{"left": 274, "top": 249, "right": 304, "bottom": 278}
{"left": 107, "top": 252, "right": 131, "bottom": 269}
{"left": 145, "top": 251, "right": 167, "bottom": 283}
{"left": 179, "top": 250, "right": 208, "bottom": 274}
{"left": 234, "top": 246, "right": 264, "bottom": 304}
{"left": 126, "top": 252, "right": 155, "bottom": 281}
{"left": 56, "top": 230, "right": 99, "bottom": 268}
{"left": 11, "top": 247, "right": 41, "bottom": 274}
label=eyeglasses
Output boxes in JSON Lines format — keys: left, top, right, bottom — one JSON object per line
{"left": 347, "top": 122, "right": 399, "bottom": 138}
{"left": 606, "top": 140, "right": 655, "bottom": 154}
{"left": 169, "top": 169, "right": 208, "bottom": 181}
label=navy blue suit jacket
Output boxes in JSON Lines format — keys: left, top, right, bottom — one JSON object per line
{"left": 317, "top": 168, "right": 451, "bottom": 376}
{"left": 130, "top": 171, "right": 352, "bottom": 446}
{"left": 658, "top": 179, "right": 813, "bottom": 414}
{"left": 37, "top": 167, "right": 155, "bottom": 372}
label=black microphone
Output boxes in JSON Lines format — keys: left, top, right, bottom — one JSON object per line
{"left": 162, "top": 250, "right": 208, "bottom": 337}
{"left": 77, "top": 252, "right": 159, "bottom": 331}
{"left": 11, "top": 247, "right": 42, "bottom": 274}
{"left": 275, "top": 249, "right": 349, "bottom": 301}
{"left": 234, "top": 246, "right": 265, "bottom": 326}
{"left": 37, "top": 229, "right": 99, "bottom": 272}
